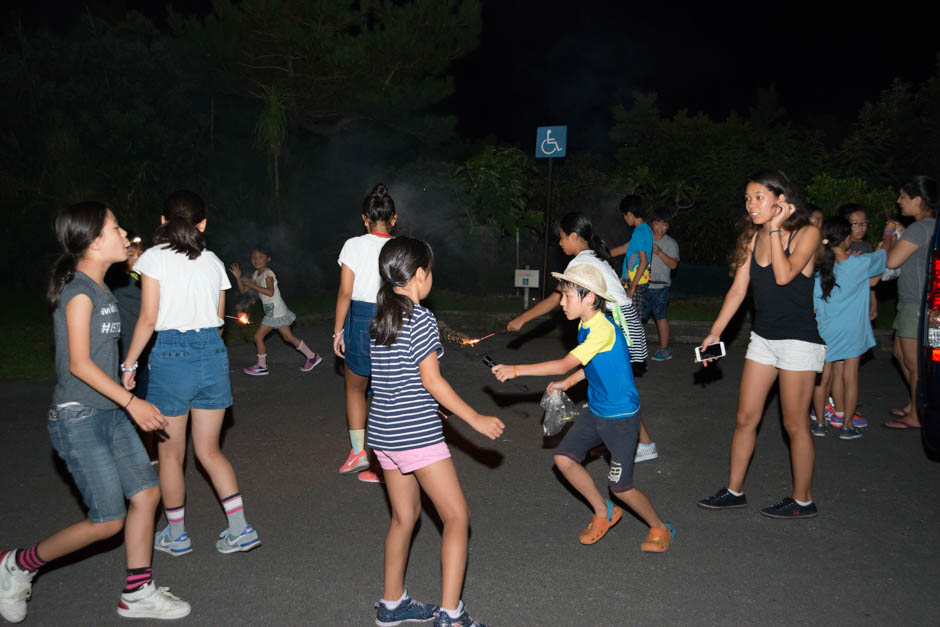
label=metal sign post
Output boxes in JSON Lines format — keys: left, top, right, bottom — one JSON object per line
{"left": 535, "top": 126, "right": 566, "bottom": 299}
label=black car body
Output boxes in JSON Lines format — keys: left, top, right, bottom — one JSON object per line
{"left": 919, "top": 217, "right": 940, "bottom": 457}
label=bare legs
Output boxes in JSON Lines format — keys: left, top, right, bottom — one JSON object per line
{"left": 655, "top": 318, "right": 670, "bottom": 350}
{"left": 158, "top": 409, "right": 239, "bottom": 510}
{"left": 553, "top": 454, "right": 667, "bottom": 531}
{"left": 344, "top": 366, "right": 369, "bottom": 431}
{"left": 383, "top": 459, "right": 470, "bottom": 611}
{"left": 254, "top": 324, "right": 305, "bottom": 352}
{"left": 890, "top": 334, "right": 921, "bottom": 426}
{"left": 727, "top": 359, "right": 816, "bottom": 502}
{"left": 811, "top": 363, "right": 833, "bottom": 426}
{"left": 35, "top": 485, "right": 160, "bottom": 569}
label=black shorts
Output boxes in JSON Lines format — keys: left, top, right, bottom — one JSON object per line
{"left": 554, "top": 406, "right": 641, "bottom": 492}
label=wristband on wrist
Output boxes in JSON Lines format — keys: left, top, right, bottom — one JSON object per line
{"left": 513, "top": 365, "right": 519, "bottom": 378}
{"left": 769, "top": 229, "right": 782, "bottom": 234}
{"left": 124, "top": 394, "right": 135, "bottom": 409}
{"left": 332, "top": 329, "right": 344, "bottom": 339}
{"left": 120, "top": 362, "right": 138, "bottom": 373}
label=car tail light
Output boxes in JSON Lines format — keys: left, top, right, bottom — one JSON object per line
{"left": 929, "top": 251, "right": 940, "bottom": 356}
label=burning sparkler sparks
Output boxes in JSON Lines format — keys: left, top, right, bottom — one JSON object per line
{"left": 225, "top": 313, "right": 251, "bottom": 325}
{"left": 460, "top": 330, "right": 509, "bottom": 346}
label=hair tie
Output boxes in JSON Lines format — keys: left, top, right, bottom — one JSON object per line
{"left": 384, "top": 278, "right": 397, "bottom": 287}
{"left": 822, "top": 238, "right": 829, "bottom": 245}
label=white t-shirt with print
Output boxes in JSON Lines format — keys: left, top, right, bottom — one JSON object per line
{"left": 337, "top": 233, "right": 392, "bottom": 303}
{"left": 566, "top": 250, "right": 631, "bottom": 311}
{"left": 252, "top": 268, "right": 290, "bottom": 318}
{"left": 135, "top": 244, "right": 231, "bottom": 332}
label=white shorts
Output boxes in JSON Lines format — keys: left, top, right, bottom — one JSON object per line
{"left": 744, "top": 332, "right": 826, "bottom": 372}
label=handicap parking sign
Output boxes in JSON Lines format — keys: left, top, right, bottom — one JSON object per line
{"left": 535, "top": 126, "right": 567, "bottom": 158}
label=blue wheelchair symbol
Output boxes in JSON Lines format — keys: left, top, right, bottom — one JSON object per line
{"left": 535, "top": 126, "right": 567, "bottom": 158}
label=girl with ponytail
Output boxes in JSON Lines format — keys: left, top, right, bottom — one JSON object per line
{"left": 122, "top": 189, "right": 261, "bottom": 558}
{"left": 810, "top": 217, "right": 886, "bottom": 439}
{"left": 332, "top": 183, "right": 397, "bottom": 482}
{"left": 367, "top": 237, "right": 503, "bottom": 627}
{"left": 0, "top": 203, "right": 189, "bottom": 623}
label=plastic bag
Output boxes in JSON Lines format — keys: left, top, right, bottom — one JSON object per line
{"left": 540, "top": 389, "right": 579, "bottom": 436}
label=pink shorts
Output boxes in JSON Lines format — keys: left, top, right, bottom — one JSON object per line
{"left": 375, "top": 442, "right": 451, "bottom": 474}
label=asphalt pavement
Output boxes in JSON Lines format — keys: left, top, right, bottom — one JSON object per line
{"left": 1, "top": 318, "right": 938, "bottom": 626}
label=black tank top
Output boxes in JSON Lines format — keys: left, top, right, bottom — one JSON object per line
{"left": 749, "top": 233, "right": 824, "bottom": 344}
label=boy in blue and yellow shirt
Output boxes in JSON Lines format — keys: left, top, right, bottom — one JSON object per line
{"left": 492, "top": 264, "right": 674, "bottom": 552}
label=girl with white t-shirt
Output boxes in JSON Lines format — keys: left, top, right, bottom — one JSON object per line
{"left": 332, "top": 183, "right": 396, "bottom": 482}
{"left": 122, "top": 190, "right": 260, "bottom": 557}
{"left": 230, "top": 245, "right": 322, "bottom": 375}
{"left": 506, "top": 212, "right": 657, "bottom": 461}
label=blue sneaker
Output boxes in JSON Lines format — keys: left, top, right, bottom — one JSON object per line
{"left": 374, "top": 593, "right": 438, "bottom": 626}
{"left": 434, "top": 604, "right": 484, "bottom": 627}
{"left": 650, "top": 348, "right": 672, "bottom": 361}
{"left": 216, "top": 525, "right": 261, "bottom": 553}
{"left": 153, "top": 526, "right": 192, "bottom": 557}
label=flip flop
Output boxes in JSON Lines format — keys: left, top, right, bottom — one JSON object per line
{"left": 882, "top": 420, "right": 920, "bottom": 430}
{"left": 889, "top": 408, "right": 909, "bottom": 418}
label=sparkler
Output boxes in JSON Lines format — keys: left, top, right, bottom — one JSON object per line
{"left": 460, "top": 329, "right": 509, "bottom": 346}
{"left": 225, "top": 313, "right": 251, "bottom": 325}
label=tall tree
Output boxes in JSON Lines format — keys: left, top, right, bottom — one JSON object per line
{"left": 253, "top": 83, "right": 289, "bottom": 219}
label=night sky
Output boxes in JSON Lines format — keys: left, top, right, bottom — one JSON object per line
{"left": 8, "top": 1, "right": 939, "bottom": 151}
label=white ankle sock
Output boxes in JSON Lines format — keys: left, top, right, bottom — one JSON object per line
{"left": 795, "top": 498, "right": 813, "bottom": 507}
{"left": 727, "top": 488, "right": 743, "bottom": 496}
{"left": 443, "top": 601, "right": 464, "bottom": 619}
{"left": 381, "top": 590, "right": 407, "bottom": 609}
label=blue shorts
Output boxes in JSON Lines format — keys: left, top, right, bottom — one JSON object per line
{"left": 48, "top": 405, "right": 158, "bottom": 523}
{"left": 344, "top": 300, "right": 376, "bottom": 376}
{"left": 642, "top": 285, "right": 670, "bottom": 322}
{"left": 147, "top": 329, "right": 233, "bottom": 416}
{"left": 554, "top": 406, "right": 641, "bottom": 493}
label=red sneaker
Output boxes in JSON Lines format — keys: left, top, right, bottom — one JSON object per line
{"left": 338, "top": 449, "right": 369, "bottom": 474}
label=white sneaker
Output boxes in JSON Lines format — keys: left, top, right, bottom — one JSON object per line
{"left": 0, "top": 550, "right": 35, "bottom": 624}
{"left": 634, "top": 442, "right": 659, "bottom": 463}
{"left": 117, "top": 582, "right": 190, "bottom": 620}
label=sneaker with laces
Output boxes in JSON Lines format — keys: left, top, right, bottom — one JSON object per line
{"left": 153, "top": 526, "right": 192, "bottom": 557}
{"left": 640, "top": 522, "right": 676, "bottom": 553}
{"left": 824, "top": 401, "right": 844, "bottom": 428}
{"left": 840, "top": 425, "right": 862, "bottom": 440}
{"left": 300, "top": 354, "right": 323, "bottom": 372}
{"left": 374, "top": 593, "right": 438, "bottom": 626}
{"left": 811, "top": 422, "right": 827, "bottom": 437}
{"left": 216, "top": 525, "right": 261, "bottom": 553}
{"left": 651, "top": 347, "right": 672, "bottom": 361}
{"left": 851, "top": 411, "right": 868, "bottom": 428}
{"left": 634, "top": 442, "right": 658, "bottom": 462}
{"left": 338, "top": 449, "right": 370, "bottom": 474}
{"left": 434, "top": 605, "right": 485, "bottom": 627}
{"left": 358, "top": 469, "right": 384, "bottom": 484}
{"left": 117, "top": 582, "right": 190, "bottom": 620}
{"left": 697, "top": 487, "right": 746, "bottom": 509}
{"left": 579, "top": 500, "right": 622, "bottom": 545}
{"left": 0, "top": 550, "right": 35, "bottom": 624}
{"left": 760, "top": 497, "right": 818, "bottom": 519}
{"left": 243, "top": 363, "right": 269, "bottom": 376}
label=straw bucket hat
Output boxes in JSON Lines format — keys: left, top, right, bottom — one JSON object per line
{"left": 550, "top": 265, "right": 616, "bottom": 302}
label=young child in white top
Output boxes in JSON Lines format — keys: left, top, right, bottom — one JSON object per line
{"left": 332, "top": 183, "right": 397, "bottom": 482}
{"left": 231, "top": 246, "right": 321, "bottom": 375}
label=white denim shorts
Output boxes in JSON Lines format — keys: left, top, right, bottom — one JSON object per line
{"left": 744, "top": 332, "right": 826, "bottom": 372}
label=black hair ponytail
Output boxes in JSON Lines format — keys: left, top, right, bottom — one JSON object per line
{"left": 818, "top": 216, "right": 852, "bottom": 301}
{"left": 153, "top": 190, "right": 207, "bottom": 260}
{"left": 370, "top": 237, "right": 434, "bottom": 346}
{"left": 556, "top": 212, "right": 611, "bottom": 264}
{"left": 46, "top": 201, "right": 109, "bottom": 312}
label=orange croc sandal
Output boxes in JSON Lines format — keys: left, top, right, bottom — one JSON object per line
{"left": 641, "top": 522, "right": 676, "bottom": 553}
{"left": 579, "top": 500, "right": 622, "bottom": 545}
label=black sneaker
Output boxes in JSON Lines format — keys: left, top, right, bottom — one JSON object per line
{"left": 760, "top": 497, "right": 818, "bottom": 519}
{"left": 697, "top": 487, "right": 746, "bottom": 509}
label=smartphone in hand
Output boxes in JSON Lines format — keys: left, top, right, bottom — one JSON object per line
{"left": 695, "top": 341, "right": 726, "bottom": 363}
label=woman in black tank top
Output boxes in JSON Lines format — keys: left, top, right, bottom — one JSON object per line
{"left": 696, "top": 170, "right": 824, "bottom": 519}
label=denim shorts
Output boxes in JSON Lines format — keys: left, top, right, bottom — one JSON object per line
{"left": 642, "top": 285, "right": 670, "bottom": 321}
{"left": 554, "top": 406, "right": 641, "bottom": 493}
{"left": 48, "top": 405, "right": 158, "bottom": 523}
{"left": 147, "top": 328, "right": 233, "bottom": 416}
{"left": 344, "top": 300, "right": 376, "bottom": 376}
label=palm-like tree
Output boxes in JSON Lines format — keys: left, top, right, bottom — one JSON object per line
{"left": 253, "top": 84, "right": 288, "bottom": 221}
